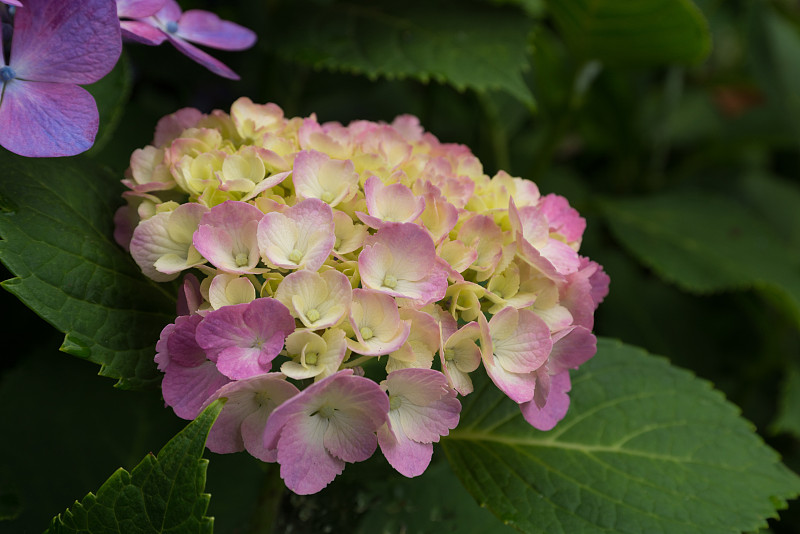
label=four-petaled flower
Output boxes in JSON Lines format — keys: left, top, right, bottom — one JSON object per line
{"left": 0, "top": 0, "right": 121, "bottom": 157}
{"left": 118, "top": 0, "right": 256, "bottom": 79}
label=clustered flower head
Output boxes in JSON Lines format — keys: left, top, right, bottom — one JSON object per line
{"left": 118, "top": 98, "right": 609, "bottom": 494}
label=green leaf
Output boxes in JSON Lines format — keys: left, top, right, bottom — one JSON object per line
{"left": 0, "top": 152, "right": 177, "bottom": 389}
{"left": 599, "top": 192, "right": 800, "bottom": 329}
{"left": 443, "top": 338, "right": 800, "bottom": 534}
{"left": 773, "top": 363, "right": 800, "bottom": 440}
{"left": 46, "top": 401, "right": 223, "bottom": 534}
{"left": 267, "top": 0, "right": 536, "bottom": 108}
{"left": 545, "top": 0, "right": 711, "bottom": 64}
{"left": 748, "top": 4, "right": 800, "bottom": 137}
{"left": 739, "top": 172, "right": 800, "bottom": 250}
{"left": 85, "top": 54, "right": 133, "bottom": 156}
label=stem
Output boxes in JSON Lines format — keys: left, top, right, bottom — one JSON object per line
{"left": 342, "top": 355, "right": 373, "bottom": 368}
{"left": 249, "top": 463, "right": 285, "bottom": 534}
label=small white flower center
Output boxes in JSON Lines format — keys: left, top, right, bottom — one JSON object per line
{"left": 444, "top": 348, "right": 456, "bottom": 361}
{"left": 360, "top": 327, "right": 374, "bottom": 340}
{"left": 382, "top": 274, "right": 398, "bottom": 289}
{"left": 234, "top": 252, "right": 249, "bottom": 267}
{"left": 306, "top": 308, "right": 320, "bottom": 323}
{"left": 389, "top": 394, "right": 402, "bottom": 411}
{"left": 254, "top": 391, "right": 271, "bottom": 408}
{"left": 318, "top": 405, "right": 335, "bottom": 419}
{"left": 288, "top": 248, "right": 303, "bottom": 263}
{"left": 304, "top": 351, "right": 319, "bottom": 366}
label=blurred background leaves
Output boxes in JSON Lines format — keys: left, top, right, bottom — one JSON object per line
{"left": 2, "top": 0, "right": 800, "bottom": 531}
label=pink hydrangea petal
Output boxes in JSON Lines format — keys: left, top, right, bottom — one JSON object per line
{"left": 164, "top": 314, "right": 206, "bottom": 367}
{"left": 324, "top": 409, "right": 380, "bottom": 463}
{"left": 120, "top": 20, "right": 167, "bottom": 46}
{"left": 162, "top": 360, "right": 230, "bottom": 420}
{"left": 258, "top": 198, "right": 335, "bottom": 271}
{"left": 532, "top": 367, "right": 551, "bottom": 409}
{"left": 176, "top": 273, "right": 203, "bottom": 316}
{"left": 117, "top": 0, "right": 167, "bottom": 18}
{"left": 129, "top": 204, "right": 208, "bottom": 282}
{"left": 520, "top": 371, "right": 572, "bottom": 431}
{"left": 488, "top": 307, "right": 552, "bottom": 374}
{"left": 540, "top": 239, "right": 581, "bottom": 275}
{"left": 277, "top": 414, "right": 344, "bottom": 495}
{"left": 193, "top": 201, "right": 264, "bottom": 273}
{"left": 0, "top": 80, "right": 97, "bottom": 157}
{"left": 549, "top": 326, "right": 597, "bottom": 373}
{"left": 154, "top": 107, "right": 205, "bottom": 146}
{"left": 165, "top": 34, "right": 240, "bottom": 80}
{"left": 587, "top": 259, "right": 611, "bottom": 307}
{"left": 539, "top": 194, "right": 586, "bottom": 243}
{"left": 240, "top": 409, "right": 274, "bottom": 461}
{"left": 264, "top": 370, "right": 388, "bottom": 494}
{"left": 377, "top": 423, "right": 433, "bottom": 478}
{"left": 204, "top": 373, "right": 299, "bottom": 460}
{"left": 10, "top": 0, "right": 121, "bottom": 84}
{"left": 196, "top": 299, "right": 295, "bottom": 379}
{"left": 384, "top": 368, "right": 460, "bottom": 443}
{"left": 478, "top": 312, "right": 536, "bottom": 404}
{"left": 508, "top": 199, "right": 549, "bottom": 248}
{"left": 358, "top": 224, "right": 448, "bottom": 306}
{"left": 176, "top": 10, "right": 257, "bottom": 51}
{"left": 360, "top": 176, "right": 425, "bottom": 227}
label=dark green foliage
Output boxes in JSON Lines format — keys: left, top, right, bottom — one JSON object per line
{"left": 0, "top": 152, "right": 176, "bottom": 389}
{"left": 46, "top": 402, "right": 222, "bottom": 534}
{"left": 444, "top": 339, "right": 800, "bottom": 534}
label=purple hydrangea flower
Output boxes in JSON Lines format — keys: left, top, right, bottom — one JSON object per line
{"left": 0, "top": 0, "right": 121, "bottom": 157}
{"left": 118, "top": 0, "right": 256, "bottom": 80}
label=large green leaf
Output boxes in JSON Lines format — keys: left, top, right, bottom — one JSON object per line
{"left": 0, "top": 152, "right": 177, "bottom": 388}
{"left": 546, "top": 0, "right": 711, "bottom": 64}
{"left": 600, "top": 192, "right": 800, "bottom": 328}
{"left": 267, "top": 0, "right": 535, "bottom": 107}
{"left": 443, "top": 338, "right": 800, "bottom": 533}
{"left": 46, "top": 401, "right": 223, "bottom": 534}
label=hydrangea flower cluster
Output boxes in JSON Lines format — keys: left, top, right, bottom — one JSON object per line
{"left": 117, "top": 98, "right": 609, "bottom": 494}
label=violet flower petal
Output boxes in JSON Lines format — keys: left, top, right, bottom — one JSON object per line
{"left": 165, "top": 33, "right": 240, "bottom": 80}
{"left": 153, "top": 0, "right": 181, "bottom": 22}
{"left": 0, "top": 79, "right": 97, "bottom": 157}
{"left": 176, "top": 10, "right": 256, "bottom": 51}
{"left": 10, "top": 0, "right": 120, "bottom": 84}
{"left": 120, "top": 20, "right": 167, "bottom": 45}
{"left": 116, "top": 0, "right": 167, "bottom": 19}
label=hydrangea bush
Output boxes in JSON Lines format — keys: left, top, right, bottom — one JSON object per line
{"left": 3, "top": 0, "right": 800, "bottom": 531}
{"left": 116, "top": 99, "right": 608, "bottom": 493}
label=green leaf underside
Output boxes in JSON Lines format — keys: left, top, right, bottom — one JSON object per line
{"left": 546, "top": 0, "right": 711, "bottom": 64}
{"left": 46, "top": 401, "right": 223, "bottom": 534}
{"left": 443, "top": 338, "right": 800, "bottom": 534}
{"left": 600, "top": 193, "right": 800, "bottom": 328}
{"left": 268, "top": 0, "right": 535, "bottom": 107}
{"left": 0, "top": 152, "right": 177, "bottom": 389}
